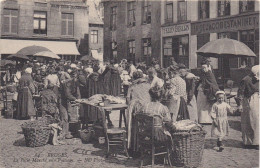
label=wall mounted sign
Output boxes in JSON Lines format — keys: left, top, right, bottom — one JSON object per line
{"left": 191, "top": 13, "right": 259, "bottom": 35}
{"left": 162, "top": 23, "right": 190, "bottom": 37}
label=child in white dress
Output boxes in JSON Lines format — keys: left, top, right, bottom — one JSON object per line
{"left": 211, "top": 91, "right": 233, "bottom": 152}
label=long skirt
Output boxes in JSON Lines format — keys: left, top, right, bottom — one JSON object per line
{"left": 241, "top": 93, "right": 259, "bottom": 145}
{"left": 197, "top": 85, "right": 212, "bottom": 124}
{"left": 17, "top": 87, "right": 36, "bottom": 119}
{"left": 187, "top": 95, "right": 198, "bottom": 122}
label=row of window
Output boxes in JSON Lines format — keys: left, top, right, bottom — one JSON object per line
{"left": 110, "top": 0, "right": 255, "bottom": 30}
{"left": 111, "top": 38, "right": 152, "bottom": 64}
{"left": 3, "top": 9, "right": 73, "bottom": 36}
{"left": 110, "top": 0, "right": 152, "bottom": 30}
{"left": 165, "top": 0, "right": 254, "bottom": 23}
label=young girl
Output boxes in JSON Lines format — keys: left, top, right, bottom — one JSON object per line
{"left": 211, "top": 91, "right": 233, "bottom": 152}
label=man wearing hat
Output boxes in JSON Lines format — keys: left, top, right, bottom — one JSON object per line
{"left": 59, "top": 70, "right": 81, "bottom": 139}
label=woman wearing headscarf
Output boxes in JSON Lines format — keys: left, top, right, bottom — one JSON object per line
{"left": 197, "top": 63, "right": 219, "bottom": 124}
{"left": 165, "top": 65, "right": 189, "bottom": 122}
{"left": 16, "top": 68, "right": 36, "bottom": 120}
{"left": 237, "top": 65, "right": 259, "bottom": 148}
{"left": 179, "top": 64, "right": 199, "bottom": 122}
{"left": 127, "top": 71, "right": 151, "bottom": 152}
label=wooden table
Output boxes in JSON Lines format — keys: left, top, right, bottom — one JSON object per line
{"left": 80, "top": 101, "right": 128, "bottom": 128}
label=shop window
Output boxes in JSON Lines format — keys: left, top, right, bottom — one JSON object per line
{"left": 173, "top": 36, "right": 189, "bottom": 67}
{"left": 110, "top": 6, "right": 117, "bottom": 30}
{"left": 143, "top": 0, "right": 151, "bottom": 24}
{"left": 197, "top": 34, "right": 210, "bottom": 67}
{"left": 61, "top": 13, "right": 73, "bottom": 36}
{"left": 90, "top": 30, "right": 98, "bottom": 43}
{"left": 239, "top": 30, "right": 257, "bottom": 67}
{"left": 34, "top": 11, "right": 47, "bottom": 34}
{"left": 127, "top": 1, "right": 136, "bottom": 27}
{"left": 218, "top": 0, "right": 230, "bottom": 17}
{"left": 128, "top": 40, "right": 136, "bottom": 63}
{"left": 239, "top": 0, "right": 254, "bottom": 13}
{"left": 163, "top": 37, "right": 173, "bottom": 67}
{"left": 178, "top": 0, "right": 187, "bottom": 22}
{"left": 165, "top": 2, "right": 173, "bottom": 23}
{"left": 198, "top": 0, "right": 209, "bottom": 20}
{"left": 142, "top": 38, "right": 152, "bottom": 65}
{"left": 3, "top": 9, "right": 18, "bottom": 34}
{"left": 218, "top": 32, "right": 238, "bottom": 69}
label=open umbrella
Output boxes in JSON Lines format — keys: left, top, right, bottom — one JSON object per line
{"left": 0, "top": 60, "right": 16, "bottom": 67}
{"left": 16, "top": 45, "right": 52, "bottom": 56}
{"left": 197, "top": 38, "right": 256, "bottom": 58}
{"left": 33, "top": 51, "right": 61, "bottom": 59}
{"left": 80, "top": 55, "right": 97, "bottom": 61}
{"left": 197, "top": 38, "right": 256, "bottom": 88}
{"left": 6, "top": 54, "right": 30, "bottom": 61}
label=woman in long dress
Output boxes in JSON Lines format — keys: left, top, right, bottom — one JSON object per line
{"left": 179, "top": 66, "right": 199, "bottom": 122}
{"left": 197, "top": 64, "right": 219, "bottom": 124}
{"left": 237, "top": 65, "right": 259, "bottom": 148}
{"left": 166, "top": 65, "right": 189, "bottom": 122}
{"left": 16, "top": 68, "right": 36, "bottom": 120}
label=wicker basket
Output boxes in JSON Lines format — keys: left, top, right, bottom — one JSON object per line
{"left": 21, "top": 120, "right": 51, "bottom": 147}
{"left": 79, "top": 129, "right": 93, "bottom": 143}
{"left": 170, "top": 126, "right": 206, "bottom": 168}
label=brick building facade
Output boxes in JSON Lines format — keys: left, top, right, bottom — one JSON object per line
{"left": 161, "top": 0, "right": 259, "bottom": 70}
{"left": 0, "top": 0, "right": 89, "bottom": 61}
{"left": 102, "top": 0, "right": 161, "bottom": 65}
{"left": 87, "top": 0, "right": 103, "bottom": 57}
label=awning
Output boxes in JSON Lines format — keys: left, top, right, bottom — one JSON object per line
{"left": 91, "top": 50, "right": 103, "bottom": 61}
{"left": 0, "top": 39, "right": 80, "bottom": 55}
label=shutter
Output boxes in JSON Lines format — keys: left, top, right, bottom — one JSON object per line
{"left": 3, "top": 17, "right": 10, "bottom": 33}
{"left": 61, "top": 20, "right": 66, "bottom": 35}
{"left": 68, "top": 20, "right": 73, "bottom": 35}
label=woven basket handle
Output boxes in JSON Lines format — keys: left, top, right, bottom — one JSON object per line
{"left": 188, "top": 125, "right": 203, "bottom": 133}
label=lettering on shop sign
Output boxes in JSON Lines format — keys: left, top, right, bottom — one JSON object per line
{"left": 191, "top": 13, "right": 259, "bottom": 35}
{"left": 162, "top": 23, "right": 190, "bottom": 36}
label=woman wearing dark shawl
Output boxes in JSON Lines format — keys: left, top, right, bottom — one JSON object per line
{"left": 237, "top": 65, "right": 259, "bottom": 148}
{"left": 197, "top": 63, "right": 219, "bottom": 124}
{"left": 101, "top": 66, "right": 111, "bottom": 95}
{"left": 109, "top": 65, "right": 121, "bottom": 96}
{"left": 16, "top": 68, "right": 36, "bottom": 120}
{"left": 85, "top": 69, "right": 103, "bottom": 123}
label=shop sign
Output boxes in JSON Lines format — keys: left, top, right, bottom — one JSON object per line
{"left": 191, "top": 13, "right": 259, "bottom": 35}
{"left": 162, "top": 23, "right": 190, "bottom": 37}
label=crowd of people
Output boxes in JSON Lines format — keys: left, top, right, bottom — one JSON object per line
{"left": 1, "top": 57, "right": 259, "bottom": 151}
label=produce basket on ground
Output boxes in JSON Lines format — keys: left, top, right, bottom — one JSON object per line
{"left": 169, "top": 121, "right": 206, "bottom": 168}
{"left": 79, "top": 128, "right": 94, "bottom": 144}
{"left": 21, "top": 119, "right": 51, "bottom": 147}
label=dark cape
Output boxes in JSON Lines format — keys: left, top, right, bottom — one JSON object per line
{"left": 237, "top": 74, "right": 259, "bottom": 104}
{"left": 16, "top": 73, "right": 36, "bottom": 119}
{"left": 185, "top": 77, "right": 196, "bottom": 104}
{"left": 176, "top": 97, "right": 190, "bottom": 121}
{"left": 84, "top": 73, "right": 103, "bottom": 123}
{"left": 200, "top": 70, "right": 219, "bottom": 102}
{"left": 109, "top": 67, "right": 121, "bottom": 96}
{"left": 101, "top": 67, "right": 111, "bottom": 95}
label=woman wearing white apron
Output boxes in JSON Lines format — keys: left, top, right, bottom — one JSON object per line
{"left": 237, "top": 65, "right": 259, "bottom": 148}
{"left": 197, "top": 64, "right": 219, "bottom": 124}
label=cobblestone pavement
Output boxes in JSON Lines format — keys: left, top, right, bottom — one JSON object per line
{"left": 0, "top": 114, "right": 259, "bottom": 168}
